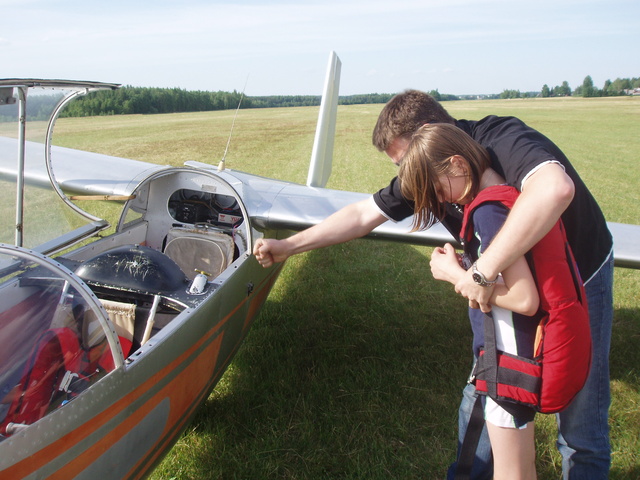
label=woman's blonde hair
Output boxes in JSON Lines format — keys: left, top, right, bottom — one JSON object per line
{"left": 398, "top": 124, "right": 490, "bottom": 231}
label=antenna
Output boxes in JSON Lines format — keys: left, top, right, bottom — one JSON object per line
{"left": 218, "top": 75, "right": 249, "bottom": 172}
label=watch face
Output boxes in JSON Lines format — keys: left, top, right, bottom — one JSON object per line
{"left": 472, "top": 272, "right": 483, "bottom": 285}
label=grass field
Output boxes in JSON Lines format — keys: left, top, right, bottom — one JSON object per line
{"left": 53, "top": 96, "right": 640, "bottom": 479}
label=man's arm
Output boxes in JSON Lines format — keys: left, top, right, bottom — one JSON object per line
{"left": 253, "top": 198, "right": 388, "bottom": 267}
{"left": 431, "top": 243, "right": 539, "bottom": 316}
{"left": 455, "top": 163, "right": 575, "bottom": 311}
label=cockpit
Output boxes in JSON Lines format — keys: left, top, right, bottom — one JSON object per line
{"left": 0, "top": 80, "right": 252, "bottom": 438}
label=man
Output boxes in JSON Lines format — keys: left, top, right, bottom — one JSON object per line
{"left": 254, "top": 90, "right": 613, "bottom": 479}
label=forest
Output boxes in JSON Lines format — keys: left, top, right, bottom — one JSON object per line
{"left": 57, "top": 89, "right": 403, "bottom": 117}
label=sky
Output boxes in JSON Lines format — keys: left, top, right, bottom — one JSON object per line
{"left": 2, "top": 0, "right": 639, "bottom": 97}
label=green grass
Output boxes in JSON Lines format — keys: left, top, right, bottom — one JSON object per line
{"left": 51, "top": 97, "right": 640, "bottom": 479}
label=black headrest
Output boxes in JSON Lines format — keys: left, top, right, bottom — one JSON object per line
{"left": 75, "top": 245, "right": 187, "bottom": 294}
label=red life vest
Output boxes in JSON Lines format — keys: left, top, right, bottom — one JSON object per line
{"left": 1, "top": 328, "right": 132, "bottom": 436}
{"left": 461, "top": 185, "right": 591, "bottom": 414}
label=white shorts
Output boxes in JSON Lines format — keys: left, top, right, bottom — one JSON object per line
{"left": 485, "top": 397, "right": 530, "bottom": 429}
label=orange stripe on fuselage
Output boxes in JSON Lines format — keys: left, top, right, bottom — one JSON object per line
{"left": 129, "top": 267, "right": 284, "bottom": 479}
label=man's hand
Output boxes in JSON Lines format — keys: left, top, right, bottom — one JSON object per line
{"left": 253, "top": 238, "right": 290, "bottom": 268}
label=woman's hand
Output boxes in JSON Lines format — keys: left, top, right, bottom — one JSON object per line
{"left": 430, "top": 243, "right": 465, "bottom": 285}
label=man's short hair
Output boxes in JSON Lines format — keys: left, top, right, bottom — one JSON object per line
{"left": 372, "top": 89, "right": 456, "bottom": 152}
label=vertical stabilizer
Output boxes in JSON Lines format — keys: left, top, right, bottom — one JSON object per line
{"left": 306, "top": 51, "right": 341, "bottom": 188}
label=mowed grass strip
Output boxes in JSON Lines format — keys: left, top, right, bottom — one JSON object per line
{"left": 52, "top": 96, "right": 640, "bottom": 479}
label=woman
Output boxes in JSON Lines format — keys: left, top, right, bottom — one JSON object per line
{"left": 398, "top": 123, "right": 540, "bottom": 480}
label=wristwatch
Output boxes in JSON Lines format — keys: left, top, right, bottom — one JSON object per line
{"left": 471, "top": 262, "right": 497, "bottom": 287}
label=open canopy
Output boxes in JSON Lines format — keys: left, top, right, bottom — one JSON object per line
{"left": 0, "top": 79, "right": 119, "bottom": 254}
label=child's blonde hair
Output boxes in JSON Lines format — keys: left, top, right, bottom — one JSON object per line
{"left": 399, "top": 124, "right": 490, "bottom": 231}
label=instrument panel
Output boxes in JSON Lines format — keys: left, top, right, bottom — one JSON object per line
{"left": 168, "top": 189, "right": 244, "bottom": 228}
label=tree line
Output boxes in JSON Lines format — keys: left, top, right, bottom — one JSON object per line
{"left": 58, "top": 88, "right": 465, "bottom": 117}
{"left": 1, "top": 75, "right": 637, "bottom": 121}
{"left": 59, "top": 75, "right": 640, "bottom": 116}
{"left": 501, "top": 75, "right": 639, "bottom": 99}
{"left": 57, "top": 88, "right": 401, "bottom": 117}
{"left": 60, "top": 87, "right": 248, "bottom": 117}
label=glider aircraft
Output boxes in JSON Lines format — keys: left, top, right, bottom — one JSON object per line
{"left": 0, "top": 52, "right": 638, "bottom": 479}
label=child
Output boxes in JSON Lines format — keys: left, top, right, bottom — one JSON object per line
{"left": 398, "top": 123, "right": 541, "bottom": 480}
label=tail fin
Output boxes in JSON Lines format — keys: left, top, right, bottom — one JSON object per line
{"left": 306, "top": 51, "right": 341, "bottom": 188}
